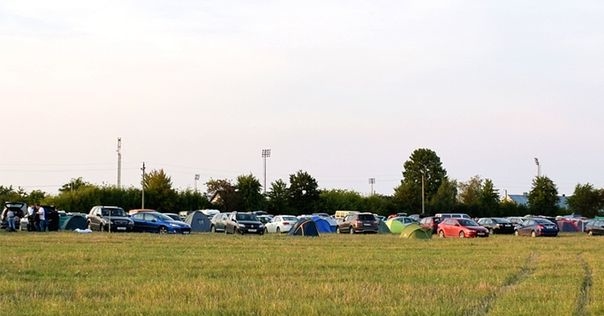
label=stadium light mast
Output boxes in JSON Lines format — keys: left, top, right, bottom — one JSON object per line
{"left": 369, "top": 178, "right": 375, "bottom": 196}
{"left": 194, "top": 174, "right": 200, "bottom": 192}
{"left": 534, "top": 157, "right": 541, "bottom": 177}
{"left": 262, "top": 149, "right": 271, "bottom": 194}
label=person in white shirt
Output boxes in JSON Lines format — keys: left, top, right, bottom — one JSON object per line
{"left": 27, "top": 205, "right": 36, "bottom": 231}
{"left": 38, "top": 205, "right": 47, "bottom": 232}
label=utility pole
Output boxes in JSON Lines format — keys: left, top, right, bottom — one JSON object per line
{"left": 117, "top": 138, "right": 122, "bottom": 188}
{"left": 141, "top": 162, "right": 146, "bottom": 209}
{"left": 368, "top": 178, "right": 375, "bottom": 196}
{"left": 262, "top": 149, "right": 271, "bottom": 194}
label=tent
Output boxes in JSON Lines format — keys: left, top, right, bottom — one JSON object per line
{"left": 310, "top": 215, "right": 335, "bottom": 233}
{"left": 61, "top": 214, "right": 88, "bottom": 231}
{"left": 378, "top": 220, "right": 391, "bottom": 234}
{"left": 288, "top": 219, "right": 319, "bottom": 236}
{"left": 556, "top": 220, "right": 580, "bottom": 232}
{"left": 385, "top": 218, "right": 406, "bottom": 234}
{"left": 400, "top": 223, "right": 432, "bottom": 239}
{"left": 185, "top": 211, "right": 211, "bottom": 232}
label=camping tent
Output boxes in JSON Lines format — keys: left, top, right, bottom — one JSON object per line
{"left": 61, "top": 214, "right": 88, "bottom": 231}
{"left": 385, "top": 218, "right": 406, "bottom": 234}
{"left": 185, "top": 211, "right": 211, "bottom": 232}
{"left": 400, "top": 223, "right": 432, "bottom": 239}
{"left": 288, "top": 219, "right": 319, "bottom": 236}
{"left": 310, "top": 215, "right": 335, "bottom": 233}
{"left": 556, "top": 220, "right": 580, "bottom": 232}
{"left": 378, "top": 220, "right": 391, "bottom": 234}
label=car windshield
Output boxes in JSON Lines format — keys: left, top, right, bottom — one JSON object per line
{"left": 358, "top": 214, "right": 376, "bottom": 221}
{"left": 535, "top": 218, "right": 554, "bottom": 224}
{"left": 282, "top": 216, "right": 298, "bottom": 222}
{"left": 492, "top": 218, "right": 511, "bottom": 224}
{"left": 156, "top": 213, "right": 175, "bottom": 221}
{"left": 458, "top": 219, "right": 479, "bottom": 226}
{"left": 236, "top": 213, "right": 258, "bottom": 221}
{"left": 102, "top": 208, "right": 126, "bottom": 216}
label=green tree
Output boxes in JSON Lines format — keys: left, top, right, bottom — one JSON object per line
{"left": 319, "top": 189, "right": 364, "bottom": 213}
{"left": 235, "top": 174, "right": 264, "bottom": 211}
{"left": 289, "top": 170, "right": 320, "bottom": 214}
{"left": 206, "top": 179, "right": 239, "bottom": 212}
{"left": 528, "top": 176, "right": 559, "bottom": 216}
{"left": 430, "top": 177, "right": 458, "bottom": 214}
{"left": 458, "top": 176, "right": 483, "bottom": 211}
{"left": 458, "top": 176, "right": 500, "bottom": 217}
{"left": 393, "top": 148, "right": 447, "bottom": 214}
{"left": 566, "top": 183, "right": 602, "bottom": 218}
{"left": 143, "top": 169, "right": 178, "bottom": 211}
{"left": 266, "top": 179, "right": 290, "bottom": 214}
{"left": 59, "top": 177, "right": 91, "bottom": 193}
{"left": 480, "top": 179, "right": 500, "bottom": 215}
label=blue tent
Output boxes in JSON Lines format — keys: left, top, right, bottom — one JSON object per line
{"left": 288, "top": 219, "right": 319, "bottom": 237}
{"left": 310, "top": 215, "right": 335, "bottom": 233}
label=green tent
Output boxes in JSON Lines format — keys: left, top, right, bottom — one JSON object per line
{"left": 385, "top": 219, "right": 406, "bottom": 234}
{"left": 378, "top": 220, "right": 391, "bottom": 234}
{"left": 400, "top": 223, "right": 432, "bottom": 239}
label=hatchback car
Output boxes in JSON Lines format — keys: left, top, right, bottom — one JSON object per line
{"left": 337, "top": 213, "right": 379, "bottom": 234}
{"left": 585, "top": 220, "right": 604, "bottom": 236}
{"left": 514, "top": 218, "right": 559, "bottom": 237}
{"left": 210, "top": 212, "right": 230, "bottom": 233}
{"left": 225, "top": 212, "right": 265, "bottom": 235}
{"left": 264, "top": 215, "right": 298, "bottom": 233}
{"left": 87, "top": 206, "right": 134, "bottom": 232}
{"left": 477, "top": 217, "right": 515, "bottom": 234}
{"left": 437, "top": 218, "right": 489, "bottom": 238}
{"left": 419, "top": 216, "right": 441, "bottom": 234}
{"left": 131, "top": 212, "right": 191, "bottom": 234}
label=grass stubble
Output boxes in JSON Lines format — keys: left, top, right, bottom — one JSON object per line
{"left": 0, "top": 232, "right": 601, "bottom": 315}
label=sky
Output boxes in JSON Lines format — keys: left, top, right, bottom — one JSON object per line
{"left": 1, "top": 0, "right": 603, "bottom": 197}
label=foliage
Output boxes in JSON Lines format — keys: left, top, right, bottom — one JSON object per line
{"left": 235, "top": 174, "right": 264, "bottom": 211}
{"left": 265, "top": 179, "right": 291, "bottom": 214}
{"left": 289, "top": 170, "right": 320, "bottom": 214}
{"left": 393, "top": 148, "right": 447, "bottom": 214}
{"left": 430, "top": 177, "right": 458, "bottom": 214}
{"left": 59, "top": 177, "right": 92, "bottom": 193}
{"left": 457, "top": 176, "right": 500, "bottom": 217}
{"left": 528, "top": 176, "right": 559, "bottom": 216}
{"left": 142, "top": 169, "right": 178, "bottom": 211}
{"left": 566, "top": 183, "right": 602, "bottom": 218}
{"left": 206, "top": 179, "right": 239, "bottom": 212}
{"left": 319, "top": 189, "right": 364, "bottom": 212}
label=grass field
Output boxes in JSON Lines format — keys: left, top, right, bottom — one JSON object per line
{"left": 0, "top": 231, "right": 600, "bottom": 315}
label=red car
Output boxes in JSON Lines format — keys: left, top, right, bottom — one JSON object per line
{"left": 437, "top": 218, "right": 489, "bottom": 238}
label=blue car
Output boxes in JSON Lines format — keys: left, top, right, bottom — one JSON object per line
{"left": 131, "top": 212, "right": 191, "bottom": 234}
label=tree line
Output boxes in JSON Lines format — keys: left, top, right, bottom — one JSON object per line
{"left": 1, "top": 148, "right": 602, "bottom": 217}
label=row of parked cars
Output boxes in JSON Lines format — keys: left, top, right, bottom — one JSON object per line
{"left": 86, "top": 206, "right": 191, "bottom": 234}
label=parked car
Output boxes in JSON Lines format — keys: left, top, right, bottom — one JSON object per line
{"left": 585, "top": 220, "right": 604, "bottom": 236}
{"left": 419, "top": 216, "right": 441, "bottom": 234}
{"left": 507, "top": 217, "right": 526, "bottom": 229}
{"left": 225, "top": 212, "right": 265, "bottom": 235}
{"left": 131, "top": 211, "right": 191, "bottom": 234}
{"left": 514, "top": 218, "right": 559, "bottom": 237}
{"left": 437, "top": 218, "right": 489, "bottom": 238}
{"left": 1, "top": 202, "right": 26, "bottom": 230}
{"left": 264, "top": 215, "right": 298, "bottom": 233}
{"left": 164, "top": 213, "right": 182, "bottom": 221}
{"left": 257, "top": 215, "right": 273, "bottom": 224}
{"left": 477, "top": 217, "right": 515, "bottom": 234}
{"left": 210, "top": 212, "right": 231, "bottom": 233}
{"left": 337, "top": 212, "right": 379, "bottom": 234}
{"left": 434, "top": 213, "right": 471, "bottom": 220}
{"left": 86, "top": 206, "right": 134, "bottom": 232}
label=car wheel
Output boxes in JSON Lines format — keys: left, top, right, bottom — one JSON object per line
{"left": 459, "top": 231, "right": 465, "bottom": 238}
{"left": 276, "top": 227, "right": 281, "bottom": 234}
{"left": 588, "top": 230, "right": 593, "bottom": 236}
{"left": 438, "top": 230, "right": 445, "bottom": 238}
{"left": 489, "top": 228, "right": 494, "bottom": 235}
{"left": 531, "top": 231, "right": 536, "bottom": 238}
{"left": 87, "top": 221, "right": 92, "bottom": 230}
{"left": 514, "top": 230, "right": 519, "bottom": 236}
{"left": 159, "top": 226, "right": 167, "bottom": 234}
{"left": 264, "top": 227, "right": 268, "bottom": 234}
{"left": 336, "top": 227, "right": 341, "bottom": 234}
{"left": 99, "top": 224, "right": 104, "bottom": 232}
{"left": 211, "top": 225, "right": 216, "bottom": 233}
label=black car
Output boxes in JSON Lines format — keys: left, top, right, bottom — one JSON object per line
{"left": 585, "top": 220, "right": 604, "bottom": 236}
{"left": 515, "top": 218, "right": 558, "bottom": 237}
{"left": 477, "top": 217, "right": 515, "bottom": 234}
{"left": 225, "top": 212, "right": 265, "bottom": 235}
{"left": 87, "top": 206, "right": 134, "bottom": 232}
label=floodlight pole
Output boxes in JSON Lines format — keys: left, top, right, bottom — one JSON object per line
{"left": 141, "top": 162, "right": 146, "bottom": 209}
{"left": 262, "top": 149, "right": 271, "bottom": 194}
{"left": 194, "top": 174, "right": 200, "bottom": 192}
{"left": 369, "top": 178, "right": 375, "bottom": 196}
{"left": 534, "top": 157, "right": 541, "bottom": 177}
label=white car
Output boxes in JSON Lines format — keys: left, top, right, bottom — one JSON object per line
{"left": 264, "top": 215, "right": 299, "bottom": 233}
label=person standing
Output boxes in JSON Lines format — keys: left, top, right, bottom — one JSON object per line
{"left": 38, "top": 205, "right": 47, "bottom": 232}
{"left": 6, "top": 208, "right": 16, "bottom": 232}
{"left": 27, "top": 204, "right": 36, "bottom": 231}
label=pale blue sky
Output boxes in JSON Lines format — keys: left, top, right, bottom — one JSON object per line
{"left": 1, "top": 1, "right": 603, "bottom": 196}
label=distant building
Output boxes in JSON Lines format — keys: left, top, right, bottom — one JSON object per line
{"left": 502, "top": 193, "right": 568, "bottom": 210}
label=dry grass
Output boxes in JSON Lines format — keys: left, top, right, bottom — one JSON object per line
{"left": 0, "top": 232, "right": 600, "bottom": 315}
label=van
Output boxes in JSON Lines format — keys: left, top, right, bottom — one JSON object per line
{"left": 334, "top": 210, "right": 359, "bottom": 221}
{"left": 434, "top": 213, "right": 471, "bottom": 219}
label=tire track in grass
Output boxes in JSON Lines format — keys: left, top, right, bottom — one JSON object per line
{"left": 466, "top": 252, "right": 536, "bottom": 316}
{"left": 574, "top": 254, "right": 592, "bottom": 316}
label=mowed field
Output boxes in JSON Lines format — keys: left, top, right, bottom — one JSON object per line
{"left": 0, "top": 232, "right": 601, "bottom": 315}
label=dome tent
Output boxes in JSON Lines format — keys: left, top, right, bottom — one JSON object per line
{"left": 288, "top": 218, "right": 320, "bottom": 237}
{"left": 400, "top": 223, "right": 432, "bottom": 239}
{"left": 185, "top": 211, "right": 211, "bottom": 232}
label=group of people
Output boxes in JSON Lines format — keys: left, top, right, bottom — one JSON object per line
{"left": 1, "top": 204, "right": 49, "bottom": 232}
